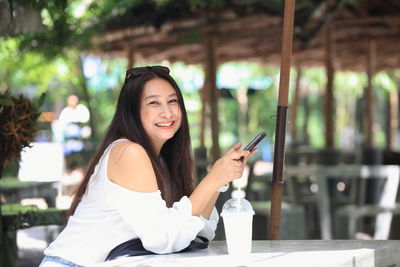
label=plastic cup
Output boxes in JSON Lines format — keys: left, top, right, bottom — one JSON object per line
{"left": 221, "top": 197, "right": 255, "bottom": 255}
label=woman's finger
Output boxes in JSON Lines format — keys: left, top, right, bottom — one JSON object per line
{"left": 230, "top": 150, "right": 250, "bottom": 161}
{"left": 241, "top": 148, "right": 259, "bottom": 166}
{"left": 225, "top": 143, "right": 242, "bottom": 154}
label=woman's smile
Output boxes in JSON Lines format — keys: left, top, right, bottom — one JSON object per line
{"left": 155, "top": 121, "right": 175, "bottom": 128}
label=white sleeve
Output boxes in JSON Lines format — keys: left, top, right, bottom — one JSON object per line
{"left": 198, "top": 207, "right": 219, "bottom": 241}
{"left": 106, "top": 183, "right": 205, "bottom": 254}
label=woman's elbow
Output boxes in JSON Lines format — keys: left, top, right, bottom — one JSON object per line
{"left": 141, "top": 233, "right": 191, "bottom": 254}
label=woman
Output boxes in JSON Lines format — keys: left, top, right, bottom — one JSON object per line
{"left": 40, "top": 66, "right": 256, "bottom": 266}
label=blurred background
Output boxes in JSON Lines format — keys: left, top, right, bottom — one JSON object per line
{"left": 0, "top": 0, "right": 400, "bottom": 266}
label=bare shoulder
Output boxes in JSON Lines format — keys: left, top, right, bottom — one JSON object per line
{"left": 111, "top": 141, "right": 148, "bottom": 160}
{"left": 108, "top": 141, "right": 159, "bottom": 192}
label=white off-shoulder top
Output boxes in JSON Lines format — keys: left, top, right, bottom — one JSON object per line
{"left": 44, "top": 139, "right": 219, "bottom": 266}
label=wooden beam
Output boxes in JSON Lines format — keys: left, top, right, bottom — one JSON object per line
{"left": 204, "top": 31, "right": 220, "bottom": 162}
{"left": 302, "top": 94, "right": 310, "bottom": 145}
{"left": 324, "top": 24, "right": 335, "bottom": 148}
{"left": 363, "top": 39, "right": 376, "bottom": 146}
{"left": 199, "top": 70, "right": 209, "bottom": 147}
{"left": 387, "top": 73, "right": 399, "bottom": 150}
{"left": 299, "top": 0, "right": 346, "bottom": 49}
{"left": 290, "top": 67, "right": 302, "bottom": 144}
{"left": 125, "top": 43, "right": 134, "bottom": 69}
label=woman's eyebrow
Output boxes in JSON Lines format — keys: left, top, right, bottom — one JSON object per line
{"left": 144, "top": 93, "right": 177, "bottom": 100}
{"left": 144, "top": 95, "right": 160, "bottom": 100}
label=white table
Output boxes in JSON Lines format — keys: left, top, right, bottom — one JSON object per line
{"left": 285, "top": 164, "right": 400, "bottom": 239}
{"left": 95, "top": 240, "right": 400, "bottom": 267}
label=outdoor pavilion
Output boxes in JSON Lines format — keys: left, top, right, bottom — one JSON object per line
{"left": 87, "top": 0, "right": 400, "bottom": 242}
{"left": 90, "top": 0, "right": 400, "bottom": 163}
{"left": 1, "top": 1, "right": 400, "bottom": 266}
{"left": 85, "top": 2, "right": 400, "bottom": 264}
{"left": 89, "top": 0, "right": 400, "bottom": 237}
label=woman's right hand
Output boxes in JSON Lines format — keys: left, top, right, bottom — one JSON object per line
{"left": 208, "top": 143, "right": 257, "bottom": 188}
{"left": 190, "top": 144, "right": 257, "bottom": 217}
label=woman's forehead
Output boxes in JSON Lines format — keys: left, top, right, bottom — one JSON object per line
{"left": 142, "top": 78, "right": 176, "bottom": 97}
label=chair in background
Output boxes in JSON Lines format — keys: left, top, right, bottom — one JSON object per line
{"left": 246, "top": 160, "right": 307, "bottom": 240}
{"left": 334, "top": 165, "right": 400, "bottom": 239}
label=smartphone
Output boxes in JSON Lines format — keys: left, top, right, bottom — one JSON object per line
{"left": 243, "top": 132, "right": 266, "bottom": 151}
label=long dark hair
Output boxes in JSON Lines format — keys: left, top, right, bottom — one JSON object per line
{"left": 68, "top": 66, "right": 194, "bottom": 216}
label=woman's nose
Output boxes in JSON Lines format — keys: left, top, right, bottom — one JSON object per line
{"left": 160, "top": 105, "right": 172, "bottom": 118}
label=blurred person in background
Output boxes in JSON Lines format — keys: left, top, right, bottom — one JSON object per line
{"left": 59, "top": 94, "right": 90, "bottom": 124}
{"left": 53, "top": 94, "right": 90, "bottom": 168}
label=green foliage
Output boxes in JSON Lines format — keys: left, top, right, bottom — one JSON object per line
{"left": 0, "top": 177, "right": 38, "bottom": 188}
{"left": 219, "top": 97, "right": 239, "bottom": 148}
{"left": 1, "top": 203, "right": 67, "bottom": 231}
{"left": 0, "top": 38, "right": 73, "bottom": 100}
{"left": 15, "top": 0, "right": 73, "bottom": 55}
{"left": 334, "top": 71, "right": 366, "bottom": 96}
{"left": 374, "top": 72, "right": 397, "bottom": 93}
{"left": 1, "top": 204, "right": 39, "bottom": 215}
{"left": 345, "top": 0, "right": 359, "bottom": 6}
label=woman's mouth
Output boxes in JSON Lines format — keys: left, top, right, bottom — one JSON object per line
{"left": 155, "top": 121, "right": 175, "bottom": 129}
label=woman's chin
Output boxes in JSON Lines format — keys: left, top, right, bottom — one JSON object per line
{"left": 155, "top": 133, "right": 176, "bottom": 143}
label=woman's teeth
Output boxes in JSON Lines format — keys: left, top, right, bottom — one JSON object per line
{"left": 156, "top": 122, "right": 174, "bottom": 127}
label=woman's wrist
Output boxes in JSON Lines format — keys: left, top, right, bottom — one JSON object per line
{"left": 202, "top": 173, "right": 221, "bottom": 192}
{"left": 203, "top": 173, "right": 229, "bottom": 192}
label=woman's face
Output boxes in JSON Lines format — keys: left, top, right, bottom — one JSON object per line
{"left": 140, "top": 78, "right": 182, "bottom": 151}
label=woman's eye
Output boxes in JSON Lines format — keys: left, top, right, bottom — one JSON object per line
{"left": 169, "top": 99, "right": 178, "bottom": 104}
{"left": 149, "top": 101, "right": 159, "bottom": 105}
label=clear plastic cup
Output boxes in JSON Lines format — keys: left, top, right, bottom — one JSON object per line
{"left": 221, "top": 197, "right": 255, "bottom": 255}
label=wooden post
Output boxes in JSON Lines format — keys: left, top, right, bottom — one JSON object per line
{"left": 387, "top": 73, "right": 399, "bottom": 150}
{"left": 204, "top": 32, "right": 220, "bottom": 162}
{"left": 200, "top": 73, "right": 208, "bottom": 147}
{"left": 302, "top": 94, "right": 310, "bottom": 145}
{"left": 324, "top": 24, "right": 335, "bottom": 148}
{"left": 290, "top": 67, "right": 302, "bottom": 144}
{"left": 269, "top": 0, "right": 296, "bottom": 240}
{"left": 125, "top": 44, "right": 134, "bottom": 69}
{"left": 364, "top": 39, "right": 376, "bottom": 146}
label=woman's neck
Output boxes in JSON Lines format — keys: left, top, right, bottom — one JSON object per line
{"left": 153, "top": 141, "right": 165, "bottom": 156}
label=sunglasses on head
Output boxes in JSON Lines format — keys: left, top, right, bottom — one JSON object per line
{"left": 125, "top": 66, "right": 170, "bottom": 80}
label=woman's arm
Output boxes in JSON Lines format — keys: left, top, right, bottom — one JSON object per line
{"left": 107, "top": 142, "right": 203, "bottom": 253}
{"left": 200, "top": 191, "right": 219, "bottom": 219}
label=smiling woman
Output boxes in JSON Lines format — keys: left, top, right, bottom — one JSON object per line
{"left": 140, "top": 78, "right": 182, "bottom": 154}
{"left": 38, "top": 66, "right": 257, "bottom": 267}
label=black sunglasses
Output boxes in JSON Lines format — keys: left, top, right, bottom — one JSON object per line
{"left": 125, "top": 66, "right": 170, "bottom": 80}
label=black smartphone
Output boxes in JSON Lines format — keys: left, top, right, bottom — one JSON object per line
{"left": 243, "top": 132, "right": 266, "bottom": 151}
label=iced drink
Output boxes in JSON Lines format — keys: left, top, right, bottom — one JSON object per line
{"left": 221, "top": 197, "right": 255, "bottom": 255}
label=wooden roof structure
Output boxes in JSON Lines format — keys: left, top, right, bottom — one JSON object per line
{"left": 90, "top": 0, "right": 400, "bottom": 163}
{"left": 92, "top": 0, "right": 400, "bottom": 72}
